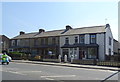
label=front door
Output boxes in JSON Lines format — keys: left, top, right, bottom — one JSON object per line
{"left": 79, "top": 48, "right": 86, "bottom": 59}
{"left": 62, "top": 49, "right": 69, "bottom": 62}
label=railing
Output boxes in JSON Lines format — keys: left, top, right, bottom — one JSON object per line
{"left": 72, "top": 59, "right": 120, "bottom": 67}
{"left": 97, "top": 61, "right": 120, "bottom": 67}
{"left": 72, "top": 59, "right": 96, "bottom": 65}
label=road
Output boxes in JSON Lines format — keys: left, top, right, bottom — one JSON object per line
{"left": 1, "top": 62, "right": 119, "bottom": 81}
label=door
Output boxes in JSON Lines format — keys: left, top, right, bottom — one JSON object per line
{"left": 79, "top": 48, "right": 86, "bottom": 59}
{"left": 62, "top": 49, "right": 69, "bottom": 62}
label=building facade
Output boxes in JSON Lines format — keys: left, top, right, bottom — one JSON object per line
{"left": 0, "top": 35, "right": 10, "bottom": 52}
{"left": 10, "top": 24, "right": 113, "bottom": 61}
{"left": 113, "top": 39, "right": 120, "bottom": 55}
{"left": 60, "top": 24, "right": 113, "bottom": 61}
{"left": 10, "top": 30, "right": 62, "bottom": 59}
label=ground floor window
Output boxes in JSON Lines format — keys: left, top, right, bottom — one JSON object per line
{"left": 47, "top": 48, "right": 57, "bottom": 59}
{"left": 70, "top": 48, "right": 73, "bottom": 58}
{"left": 88, "top": 48, "right": 97, "bottom": 59}
{"left": 69, "top": 48, "right": 77, "bottom": 59}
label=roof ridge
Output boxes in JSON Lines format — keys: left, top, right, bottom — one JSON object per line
{"left": 45, "top": 29, "right": 64, "bottom": 33}
{"left": 72, "top": 25, "right": 106, "bottom": 30}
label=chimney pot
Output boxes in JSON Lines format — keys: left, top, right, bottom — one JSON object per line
{"left": 20, "top": 31, "right": 25, "bottom": 35}
{"left": 66, "top": 25, "right": 72, "bottom": 30}
{"left": 39, "top": 29, "right": 45, "bottom": 33}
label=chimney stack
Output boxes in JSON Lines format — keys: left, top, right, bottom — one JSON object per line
{"left": 20, "top": 31, "right": 25, "bottom": 35}
{"left": 39, "top": 29, "right": 45, "bottom": 33}
{"left": 105, "top": 24, "right": 110, "bottom": 28}
{"left": 66, "top": 25, "right": 72, "bottom": 30}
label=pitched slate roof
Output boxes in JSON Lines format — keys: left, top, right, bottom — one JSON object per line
{"left": 11, "top": 25, "right": 106, "bottom": 39}
{"left": 0, "top": 35, "right": 9, "bottom": 39}
{"left": 60, "top": 25, "right": 106, "bottom": 36}
{"left": 34, "top": 29, "right": 64, "bottom": 38}
{"left": 12, "top": 32, "right": 38, "bottom": 39}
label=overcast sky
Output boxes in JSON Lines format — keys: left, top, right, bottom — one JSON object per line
{"left": 1, "top": 1, "right": 118, "bottom": 40}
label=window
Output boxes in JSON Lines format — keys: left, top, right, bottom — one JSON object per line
{"left": 11, "top": 40, "right": 15, "bottom": 46}
{"left": 41, "top": 38, "right": 44, "bottom": 45}
{"left": 17, "top": 40, "right": 20, "bottom": 46}
{"left": 48, "top": 37, "right": 52, "bottom": 45}
{"left": 74, "top": 48, "right": 77, "bottom": 55}
{"left": 109, "top": 48, "right": 111, "bottom": 56}
{"left": 70, "top": 48, "right": 73, "bottom": 58}
{"left": 80, "top": 35, "right": 85, "bottom": 44}
{"left": 65, "top": 37, "right": 69, "bottom": 44}
{"left": 109, "top": 37, "right": 112, "bottom": 45}
{"left": 45, "top": 38, "right": 48, "bottom": 45}
{"left": 88, "top": 48, "right": 97, "bottom": 59}
{"left": 24, "top": 39, "right": 29, "bottom": 46}
{"left": 34, "top": 39, "right": 39, "bottom": 46}
{"left": 90, "top": 34, "right": 96, "bottom": 44}
{"left": 52, "top": 37, "right": 56, "bottom": 44}
{"left": 75, "top": 36, "right": 78, "bottom": 44}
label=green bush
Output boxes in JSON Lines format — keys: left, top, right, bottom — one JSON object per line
{"left": 9, "top": 52, "right": 23, "bottom": 55}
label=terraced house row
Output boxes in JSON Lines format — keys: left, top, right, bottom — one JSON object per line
{"left": 9, "top": 24, "right": 114, "bottom": 61}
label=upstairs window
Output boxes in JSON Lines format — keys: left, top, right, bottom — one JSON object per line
{"left": 34, "top": 39, "right": 39, "bottom": 46}
{"left": 52, "top": 37, "right": 56, "bottom": 45}
{"left": 41, "top": 38, "right": 44, "bottom": 45}
{"left": 65, "top": 37, "right": 69, "bottom": 44}
{"left": 75, "top": 36, "right": 78, "bottom": 44}
{"left": 11, "top": 40, "right": 15, "bottom": 46}
{"left": 80, "top": 35, "right": 85, "bottom": 44}
{"left": 17, "top": 40, "right": 20, "bottom": 46}
{"left": 109, "top": 37, "right": 112, "bottom": 45}
{"left": 45, "top": 38, "right": 48, "bottom": 45}
{"left": 90, "top": 34, "right": 96, "bottom": 44}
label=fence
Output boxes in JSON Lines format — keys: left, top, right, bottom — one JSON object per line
{"left": 97, "top": 61, "right": 120, "bottom": 67}
{"left": 72, "top": 59, "right": 120, "bottom": 67}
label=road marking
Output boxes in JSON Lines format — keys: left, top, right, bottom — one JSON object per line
{"left": 98, "top": 70, "right": 117, "bottom": 73}
{"left": 15, "top": 63, "right": 38, "bottom": 65}
{"left": 20, "top": 71, "right": 42, "bottom": 73}
{"left": 41, "top": 75, "right": 76, "bottom": 78}
{"left": 4, "top": 70, "right": 27, "bottom": 75}
{"left": 45, "top": 77, "right": 55, "bottom": 80}
{"left": 101, "top": 71, "right": 119, "bottom": 82}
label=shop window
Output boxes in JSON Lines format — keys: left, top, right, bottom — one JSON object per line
{"left": 88, "top": 48, "right": 97, "bottom": 59}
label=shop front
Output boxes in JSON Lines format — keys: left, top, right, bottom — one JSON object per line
{"left": 61, "top": 44, "right": 99, "bottom": 62}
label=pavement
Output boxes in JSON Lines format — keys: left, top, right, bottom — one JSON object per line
{"left": 12, "top": 60, "right": 119, "bottom": 71}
